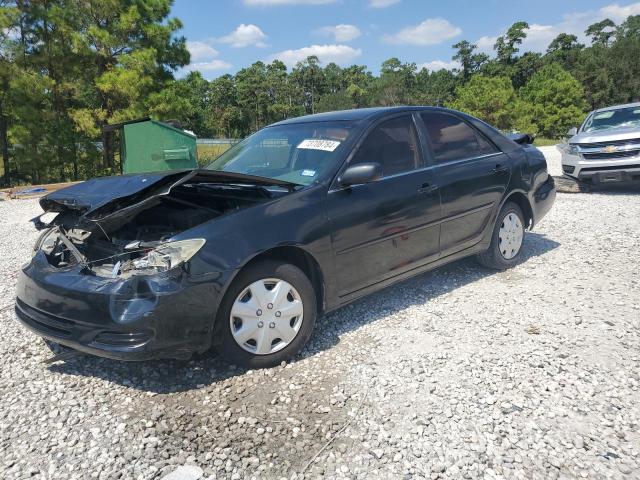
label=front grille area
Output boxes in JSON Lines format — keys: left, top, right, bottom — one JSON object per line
{"left": 583, "top": 150, "right": 640, "bottom": 160}
{"left": 577, "top": 138, "right": 640, "bottom": 148}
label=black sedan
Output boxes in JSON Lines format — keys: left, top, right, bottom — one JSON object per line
{"left": 15, "top": 107, "right": 556, "bottom": 368}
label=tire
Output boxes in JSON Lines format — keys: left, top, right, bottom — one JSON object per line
{"left": 216, "top": 260, "right": 317, "bottom": 368}
{"left": 477, "top": 202, "right": 526, "bottom": 270}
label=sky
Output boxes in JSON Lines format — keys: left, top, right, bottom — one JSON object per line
{"left": 171, "top": 0, "right": 640, "bottom": 78}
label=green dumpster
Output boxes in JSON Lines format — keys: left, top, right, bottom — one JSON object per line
{"left": 103, "top": 117, "right": 198, "bottom": 174}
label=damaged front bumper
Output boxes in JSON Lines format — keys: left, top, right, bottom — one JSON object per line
{"left": 15, "top": 252, "right": 235, "bottom": 360}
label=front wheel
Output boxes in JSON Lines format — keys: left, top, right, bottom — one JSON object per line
{"left": 216, "top": 260, "right": 317, "bottom": 368}
{"left": 477, "top": 202, "right": 525, "bottom": 270}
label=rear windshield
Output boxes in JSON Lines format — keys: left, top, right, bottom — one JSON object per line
{"left": 206, "top": 122, "right": 355, "bottom": 186}
{"left": 582, "top": 107, "right": 640, "bottom": 133}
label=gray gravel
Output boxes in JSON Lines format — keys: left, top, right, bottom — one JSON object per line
{"left": 536, "top": 145, "right": 562, "bottom": 177}
{"left": 1, "top": 188, "right": 639, "bottom": 480}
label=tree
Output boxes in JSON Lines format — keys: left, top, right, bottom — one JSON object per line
{"left": 235, "top": 61, "right": 270, "bottom": 132}
{"left": 511, "top": 52, "right": 544, "bottom": 89}
{"left": 5, "top": 5, "right": 640, "bottom": 183}
{"left": 374, "top": 57, "right": 417, "bottom": 105}
{"left": 586, "top": 19, "right": 616, "bottom": 46}
{"left": 0, "top": 0, "right": 17, "bottom": 185}
{"left": 452, "top": 40, "right": 488, "bottom": 80}
{"left": 448, "top": 75, "right": 518, "bottom": 130}
{"left": 415, "top": 67, "right": 457, "bottom": 106}
{"left": 548, "top": 33, "right": 583, "bottom": 53}
{"left": 607, "top": 16, "right": 640, "bottom": 104}
{"left": 342, "top": 65, "right": 373, "bottom": 107}
{"left": 147, "top": 71, "right": 210, "bottom": 136}
{"left": 266, "top": 60, "right": 303, "bottom": 122}
{"left": 316, "top": 91, "right": 354, "bottom": 112}
{"left": 546, "top": 33, "right": 584, "bottom": 70}
{"left": 290, "top": 56, "right": 325, "bottom": 114}
{"left": 572, "top": 46, "right": 612, "bottom": 109}
{"left": 69, "top": 0, "right": 189, "bottom": 171}
{"left": 207, "top": 74, "right": 244, "bottom": 137}
{"left": 520, "top": 63, "right": 587, "bottom": 137}
{"left": 616, "top": 14, "right": 640, "bottom": 39}
{"left": 495, "top": 21, "right": 529, "bottom": 64}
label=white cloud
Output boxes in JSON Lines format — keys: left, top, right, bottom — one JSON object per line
{"left": 369, "top": 0, "right": 401, "bottom": 7}
{"left": 184, "top": 60, "right": 233, "bottom": 72}
{"left": 268, "top": 44, "right": 362, "bottom": 67}
{"left": 187, "top": 41, "right": 219, "bottom": 61}
{"left": 243, "top": 0, "right": 336, "bottom": 5}
{"left": 601, "top": 2, "right": 640, "bottom": 21}
{"left": 218, "top": 24, "right": 268, "bottom": 48}
{"left": 184, "top": 39, "right": 231, "bottom": 77}
{"left": 476, "top": 2, "right": 640, "bottom": 54}
{"left": 476, "top": 35, "right": 498, "bottom": 53}
{"left": 384, "top": 18, "right": 462, "bottom": 45}
{"left": 418, "top": 60, "right": 460, "bottom": 71}
{"left": 520, "top": 24, "right": 558, "bottom": 52}
{"left": 316, "top": 24, "right": 361, "bottom": 42}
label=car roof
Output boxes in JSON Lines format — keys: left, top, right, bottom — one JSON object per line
{"left": 269, "top": 106, "right": 451, "bottom": 126}
{"left": 592, "top": 101, "right": 640, "bottom": 114}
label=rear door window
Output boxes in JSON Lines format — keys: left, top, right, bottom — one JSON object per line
{"left": 421, "top": 112, "right": 498, "bottom": 163}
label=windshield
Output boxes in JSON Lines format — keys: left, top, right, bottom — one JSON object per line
{"left": 582, "top": 106, "right": 640, "bottom": 133}
{"left": 206, "top": 122, "right": 355, "bottom": 186}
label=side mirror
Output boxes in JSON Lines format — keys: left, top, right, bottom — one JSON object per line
{"left": 567, "top": 127, "right": 578, "bottom": 136}
{"left": 339, "top": 163, "right": 383, "bottom": 187}
{"left": 507, "top": 133, "right": 534, "bottom": 145}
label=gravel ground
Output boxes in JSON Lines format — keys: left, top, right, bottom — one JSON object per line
{"left": 536, "top": 146, "right": 562, "bottom": 177}
{"left": 1, "top": 185, "right": 639, "bottom": 480}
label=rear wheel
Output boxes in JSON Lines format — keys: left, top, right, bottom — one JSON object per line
{"left": 217, "top": 260, "right": 317, "bottom": 368}
{"left": 477, "top": 202, "right": 525, "bottom": 270}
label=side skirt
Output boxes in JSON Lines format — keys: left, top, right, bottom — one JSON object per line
{"left": 326, "top": 240, "right": 490, "bottom": 313}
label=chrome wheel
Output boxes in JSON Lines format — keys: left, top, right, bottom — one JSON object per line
{"left": 229, "top": 278, "right": 304, "bottom": 355}
{"left": 498, "top": 212, "right": 524, "bottom": 260}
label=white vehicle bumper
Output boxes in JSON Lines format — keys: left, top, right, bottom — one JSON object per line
{"left": 561, "top": 149, "right": 640, "bottom": 185}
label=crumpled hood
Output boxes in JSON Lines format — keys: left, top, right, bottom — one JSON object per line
{"left": 570, "top": 126, "right": 640, "bottom": 144}
{"left": 39, "top": 169, "right": 298, "bottom": 220}
{"left": 40, "top": 170, "right": 189, "bottom": 215}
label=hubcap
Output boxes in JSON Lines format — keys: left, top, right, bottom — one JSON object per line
{"left": 230, "top": 278, "right": 304, "bottom": 355}
{"left": 498, "top": 212, "right": 524, "bottom": 260}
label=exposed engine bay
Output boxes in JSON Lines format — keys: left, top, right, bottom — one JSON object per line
{"left": 34, "top": 175, "right": 292, "bottom": 278}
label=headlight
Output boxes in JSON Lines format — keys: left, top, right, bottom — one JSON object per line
{"left": 126, "top": 239, "right": 206, "bottom": 275}
{"left": 567, "top": 144, "right": 579, "bottom": 155}
{"left": 33, "top": 228, "right": 60, "bottom": 256}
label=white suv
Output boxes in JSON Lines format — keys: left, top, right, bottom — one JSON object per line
{"left": 562, "top": 102, "right": 640, "bottom": 186}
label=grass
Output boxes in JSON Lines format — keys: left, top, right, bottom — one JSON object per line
{"left": 533, "top": 137, "right": 560, "bottom": 147}
{"left": 196, "top": 144, "right": 232, "bottom": 167}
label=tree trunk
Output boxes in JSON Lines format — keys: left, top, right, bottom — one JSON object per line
{"left": 102, "top": 127, "right": 115, "bottom": 170}
{"left": 72, "top": 138, "right": 78, "bottom": 180}
{"left": 101, "top": 129, "right": 108, "bottom": 169}
{"left": 0, "top": 101, "right": 9, "bottom": 187}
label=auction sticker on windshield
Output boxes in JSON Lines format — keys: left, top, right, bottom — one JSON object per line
{"left": 297, "top": 139, "right": 341, "bottom": 152}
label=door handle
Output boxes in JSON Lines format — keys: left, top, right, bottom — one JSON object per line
{"left": 492, "top": 164, "right": 509, "bottom": 175}
{"left": 418, "top": 183, "right": 439, "bottom": 194}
